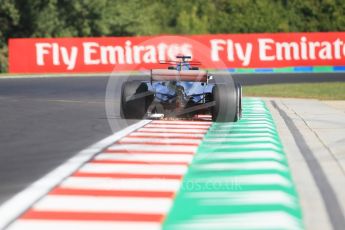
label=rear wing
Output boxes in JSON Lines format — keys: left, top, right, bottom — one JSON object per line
{"left": 151, "top": 69, "right": 208, "bottom": 82}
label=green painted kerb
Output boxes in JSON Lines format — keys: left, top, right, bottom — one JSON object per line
{"left": 163, "top": 98, "right": 304, "bottom": 230}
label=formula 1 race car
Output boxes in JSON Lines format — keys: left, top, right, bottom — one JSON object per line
{"left": 120, "top": 56, "right": 242, "bottom": 122}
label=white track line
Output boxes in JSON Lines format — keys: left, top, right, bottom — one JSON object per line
{"left": 0, "top": 120, "right": 151, "bottom": 229}
{"left": 9, "top": 220, "right": 161, "bottom": 230}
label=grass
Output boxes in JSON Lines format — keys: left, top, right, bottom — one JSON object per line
{"left": 244, "top": 82, "right": 345, "bottom": 100}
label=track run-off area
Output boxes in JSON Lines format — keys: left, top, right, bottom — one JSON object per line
{"left": 0, "top": 99, "right": 304, "bottom": 230}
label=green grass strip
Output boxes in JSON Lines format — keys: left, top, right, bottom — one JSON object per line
{"left": 244, "top": 82, "right": 345, "bottom": 100}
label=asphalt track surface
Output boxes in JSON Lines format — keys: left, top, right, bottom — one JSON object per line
{"left": 0, "top": 77, "right": 132, "bottom": 206}
{"left": 0, "top": 72, "right": 343, "bottom": 224}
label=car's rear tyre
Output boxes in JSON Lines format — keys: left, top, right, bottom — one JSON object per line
{"left": 211, "top": 82, "right": 238, "bottom": 122}
{"left": 121, "top": 81, "right": 152, "bottom": 119}
{"left": 235, "top": 83, "right": 242, "bottom": 120}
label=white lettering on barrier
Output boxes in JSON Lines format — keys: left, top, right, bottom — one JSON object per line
{"left": 308, "top": 41, "right": 320, "bottom": 60}
{"left": 100, "top": 46, "right": 125, "bottom": 64}
{"left": 125, "top": 41, "right": 133, "bottom": 64}
{"left": 167, "top": 44, "right": 181, "bottom": 61}
{"left": 36, "top": 43, "right": 51, "bottom": 66}
{"left": 210, "top": 39, "right": 226, "bottom": 62}
{"left": 257, "top": 37, "right": 345, "bottom": 62}
{"left": 158, "top": 43, "right": 168, "bottom": 61}
{"left": 61, "top": 46, "right": 78, "bottom": 70}
{"left": 143, "top": 45, "right": 157, "bottom": 63}
{"left": 82, "top": 41, "right": 192, "bottom": 66}
{"left": 133, "top": 45, "right": 145, "bottom": 64}
{"left": 83, "top": 42, "right": 100, "bottom": 65}
{"left": 210, "top": 39, "right": 253, "bottom": 66}
{"left": 52, "top": 43, "right": 60, "bottom": 65}
{"left": 300, "top": 37, "right": 308, "bottom": 60}
{"left": 258, "top": 38, "right": 275, "bottom": 61}
{"left": 36, "top": 43, "right": 78, "bottom": 70}
{"left": 236, "top": 42, "right": 252, "bottom": 66}
{"left": 319, "top": 41, "right": 332, "bottom": 60}
{"left": 276, "top": 42, "right": 300, "bottom": 60}
{"left": 34, "top": 36, "right": 345, "bottom": 71}
{"left": 333, "top": 39, "right": 343, "bottom": 59}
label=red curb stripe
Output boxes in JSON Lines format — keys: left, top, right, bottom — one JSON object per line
{"left": 90, "top": 159, "right": 189, "bottom": 165}
{"left": 49, "top": 188, "right": 175, "bottom": 198}
{"left": 73, "top": 172, "right": 183, "bottom": 180}
{"left": 21, "top": 210, "right": 164, "bottom": 222}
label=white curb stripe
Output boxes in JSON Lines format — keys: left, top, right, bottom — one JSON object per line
{"left": 151, "top": 120, "right": 212, "bottom": 125}
{"left": 144, "top": 124, "right": 210, "bottom": 129}
{"left": 137, "top": 128, "right": 207, "bottom": 133}
{"left": 33, "top": 195, "right": 173, "bottom": 214}
{"left": 95, "top": 153, "right": 194, "bottom": 163}
{"left": 79, "top": 163, "right": 188, "bottom": 175}
{"left": 61, "top": 177, "right": 182, "bottom": 192}
{"left": 108, "top": 144, "right": 198, "bottom": 152}
{"left": 119, "top": 137, "right": 201, "bottom": 145}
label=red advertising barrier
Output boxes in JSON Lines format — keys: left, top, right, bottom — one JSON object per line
{"left": 8, "top": 32, "right": 345, "bottom": 73}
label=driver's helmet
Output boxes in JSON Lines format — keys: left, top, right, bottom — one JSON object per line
{"left": 176, "top": 62, "right": 191, "bottom": 71}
